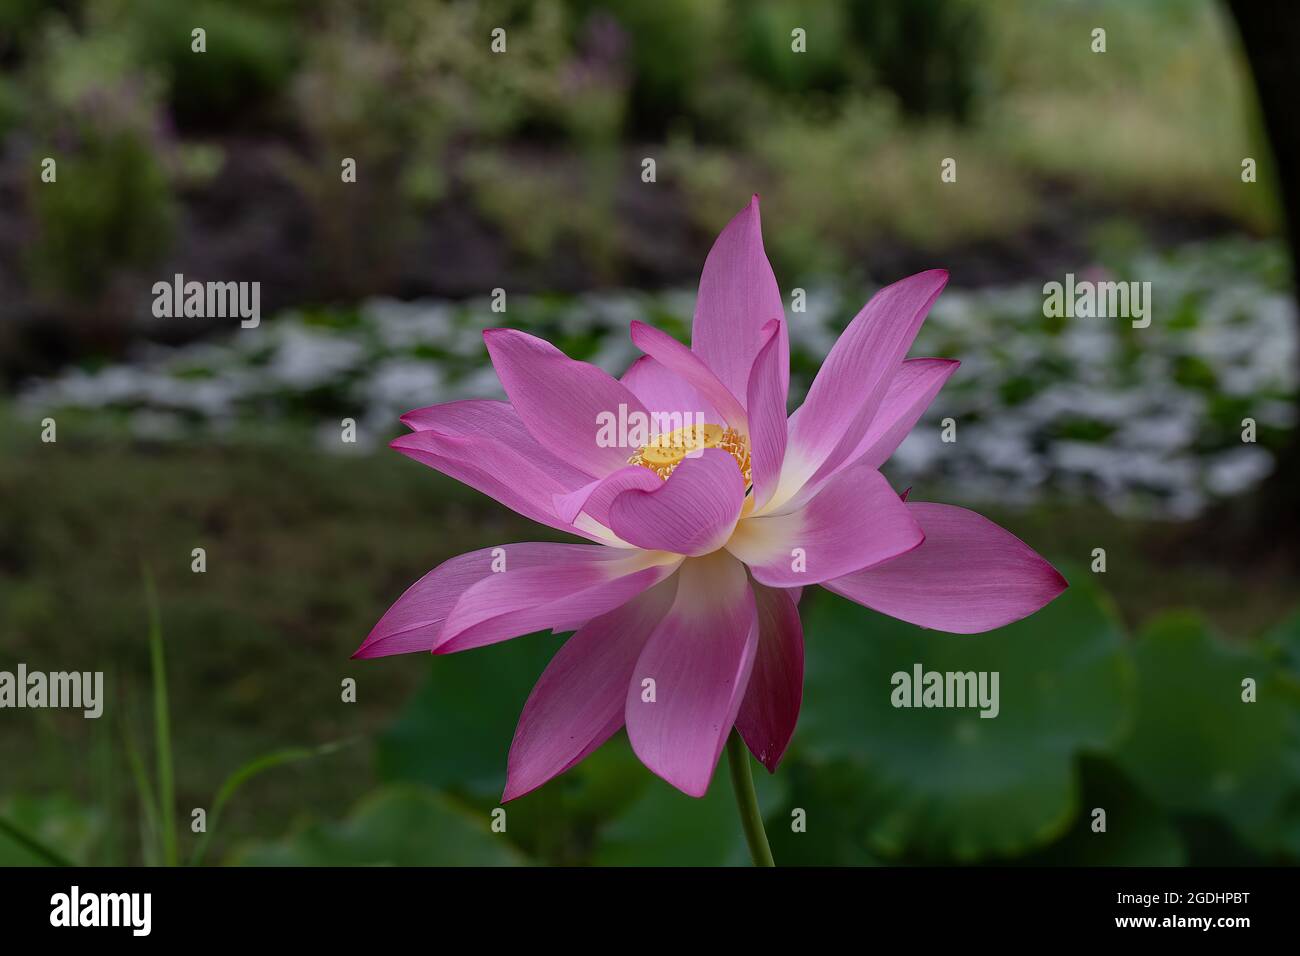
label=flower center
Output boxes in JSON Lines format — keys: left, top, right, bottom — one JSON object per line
{"left": 628, "top": 423, "right": 751, "bottom": 483}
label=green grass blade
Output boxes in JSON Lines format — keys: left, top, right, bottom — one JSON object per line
{"left": 122, "top": 711, "right": 162, "bottom": 866}
{"left": 189, "top": 738, "right": 356, "bottom": 867}
{"left": 142, "top": 566, "right": 177, "bottom": 867}
{"left": 0, "top": 815, "right": 75, "bottom": 867}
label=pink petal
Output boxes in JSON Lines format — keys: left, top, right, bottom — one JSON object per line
{"left": 502, "top": 578, "right": 678, "bottom": 801}
{"left": 391, "top": 399, "right": 592, "bottom": 536}
{"left": 735, "top": 584, "right": 803, "bottom": 773}
{"left": 746, "top": 319, "right": 788, "bottom": 510}
{"left": 778, "top": 270, "right": 948, "bottom": 507}
{"left": 691, "top": 195, "right": 790, "bottom": 405}
{"left": 625, "top": 552, "right": 758, "bottom": 797}
{"left": 727, "top": 463, "right": 923, "bottom": 587}
{"left": 620, "top": 355, "right": 720, "bottom": 424}
{"left": 629, "top": 321, "right": 748, "bottom": 429}
{"left": 607, "top": 449, "right": 745, "bottom": 556}
{"left": 824, "top": 502, "right": 1069, "bottom": 633}
{"left": 779, "top": 358, "right": 959, "bottom": 511}
{"left": 353, "top": 543, "right": 599, "bottom": 659}
{"left": 437, "top": 548, "right": 682, "bottom": 653}
{"left": 484, "top": 328, "right": 650, "bottom": 478}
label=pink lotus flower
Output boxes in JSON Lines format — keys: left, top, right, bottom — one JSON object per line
{"left": 356, "top": 196, "right": 1067, "bottom": 800}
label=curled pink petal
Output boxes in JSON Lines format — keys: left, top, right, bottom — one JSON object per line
{"left": 735, "top": 584, "right": 803, "bottom": 773}
{"left": 824, "top": 502, "right": 1068, "bottom": 633}
{"left": 727, "top": 464, "right": 923, "bottom": 587}
{"left": 691, "top": 195, "right": 789, "bottom": 404}
{"left": 484, "top": 328, "right": 650, "bottom": 478}
{"left": 625, "top": 551, "right": 758, "bottom": 797}
{"left": 391, "top": 410, "right": 593, "bottom": 537}
{"left": 353, "top": 543, "right": 601, "bottom": 659}
{"left": 437, "top": 548, "right": 681, "bottom": 653}
{"left": 553, "top": 465, "right": 663, "bottom": 526}
{"left": 607, "top": 449, "right": 745, "bottom": 556}
{"left": 503, "top": 578, "right": 678, "bottom": 801}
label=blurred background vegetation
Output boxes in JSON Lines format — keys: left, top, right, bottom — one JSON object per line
{"left": 1, "top": 0, "right": 1298, "bottom": 866}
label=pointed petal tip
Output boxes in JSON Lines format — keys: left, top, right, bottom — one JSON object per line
{"left": 1049, "top": 563, "right": 1070, "bottom": 593}
{"left": 911, "top": 268, "right": 949, "bottom": 293}
{"left": 890, "top": 267, "right": 949, "bottom": 296}
{"left": 500, "top": 779, "right": 527, "bottom": 804}
{"left": 350, "top": 635, "right": 387, "bottom": 660}
{"left": 481, "top": 327, "right": 515, "bottom": 349}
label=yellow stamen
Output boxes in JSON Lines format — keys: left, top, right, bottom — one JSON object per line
{"left": 628, "top": 423, "right": 751, "bottom": 483}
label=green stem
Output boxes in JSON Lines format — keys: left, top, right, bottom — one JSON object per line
{"left": 142, "top": 566, "right": 177, "bottom": 867}
{"left": 726, "top": 729, "right": 775, "bottom": 867}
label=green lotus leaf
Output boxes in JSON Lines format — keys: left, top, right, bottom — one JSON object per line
{"left": 797, "top": 571, "right": 1133, "bottom": 861}
{"left": 1022, "top": 756, "right": 1185, "bottom": 866}
{"left": 1114, "top": 612, "right": 1300, "bottom": 858}
{"left": 229, "top": 785, "right": 528, "bottom": 866}
{"left": 377, "top": 632, "right": 561, "bottom": 796}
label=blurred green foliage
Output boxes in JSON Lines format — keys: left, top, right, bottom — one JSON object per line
{"left": 232, "top": 787, "right": 528, "bottom": 866}
{"left": 0, "top": 0, "right": 1275, "bottom": 310}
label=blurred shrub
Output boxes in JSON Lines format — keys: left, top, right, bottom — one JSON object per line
{"left": 672, "top": 96, "right": 1035, "bottom": 275}
{"left": 848, "top": 0, "right": 987, "bottom": 123}
{"left": 0, "top": 75, "right": 23, "bottom": 137}
{"left": 569, "top": 0, "right": 726, "bottom": 137}
{"left": 738, "top": 0, "right": 857, "bottom": 96}
{"left": 22, "top": 16, "right": 176, "bottom": 302}
{"left": 0, "top": 0, "right": 50, "bottom": 63}
{"left": 991, "top": 0, "right": 1275, "bottom": 231}
{"left": 28, "top": 129, "right": 176, "bottom": 301}
{"left": 128, "top": 0, "right": 301, "bottom": 127}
